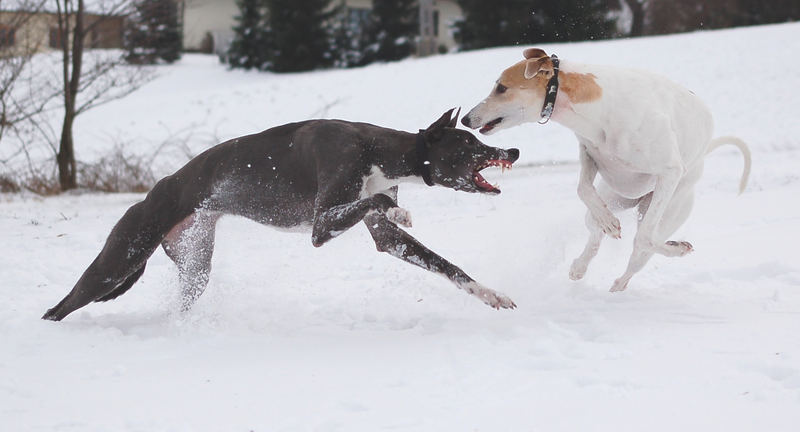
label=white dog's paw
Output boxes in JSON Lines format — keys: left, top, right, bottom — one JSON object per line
{"left": 663, "top": 240, "right": 694, "bottom": 257}
{"left": 569, "top": 259, "right": 588, "bottom": 280}
{"left": 386, "top": 207, "right": 412, "bottom": 228}
{"left": 593, "top": 210, "right": 621, "bottom": 239}
{"left": 461, "top": 282, "right": 516, "bottom": 310}
{"left": 609, "top": 278, "right": 629, "bottom": 292}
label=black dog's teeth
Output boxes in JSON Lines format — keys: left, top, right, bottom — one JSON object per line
{"left": 474, "top": 160, "right": 513, "bottom": 191}
{"left": 477, "top": 160, "right": 513, "bottom": 173}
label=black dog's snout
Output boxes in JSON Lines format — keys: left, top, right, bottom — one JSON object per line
{"left": 461, "top": 116, "right": 472, "bottom": 128}
{"left": 507, "top": 148, "right": 520, "bottom": 162}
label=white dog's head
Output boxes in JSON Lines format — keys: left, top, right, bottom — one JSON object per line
{"left": 461, "top": 48, "right": 557, "bottom": 134}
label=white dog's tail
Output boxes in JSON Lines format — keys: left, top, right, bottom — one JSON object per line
{"left": 707, "top": 136, "right": 751, "bottom": 194}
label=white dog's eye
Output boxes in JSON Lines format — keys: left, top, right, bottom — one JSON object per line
{"left": 495, "top": 84, "right": 508, "bottom": 94}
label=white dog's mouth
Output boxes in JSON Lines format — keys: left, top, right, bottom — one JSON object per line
{"left": 479, "top": 117, "right": 503, "bottom": 134}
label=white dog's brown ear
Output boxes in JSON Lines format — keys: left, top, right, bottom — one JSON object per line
{"left": 523, "top": 48, "right": 547, "bottom": 59}
{"left": 524, "top": 57, "right": 553, "bottom": 79}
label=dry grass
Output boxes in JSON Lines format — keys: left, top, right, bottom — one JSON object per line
{"left": 2, "top": 128, "right": 203, "bottom": 195}
{"left": 3, "top": 146, "right": 158, "bottom": 195}
{"left": 76, "top": 148, "right": 156, "bottom": 193}
{"left": 0, "top": 175, "right": 22, "bottom": 193}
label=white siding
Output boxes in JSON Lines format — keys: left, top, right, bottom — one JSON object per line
{"left": 434, "top": 0, "right": 462, "bottom": 50}
{"left": 182, "top": 0, "right": 238, "bottom": 51}
{"left": 180, "top": 0, "right": 462, "bottom": 53}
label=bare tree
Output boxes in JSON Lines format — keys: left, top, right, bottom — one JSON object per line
{"left": 53, "top": 0, "right": 152, "bottom": 190}
{"left": 0, "top": 1, "right": 65, "bottom": 191}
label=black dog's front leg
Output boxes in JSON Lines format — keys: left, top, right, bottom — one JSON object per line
{"left": 312, "top": 193, "right": 404, "bottom": 247}
{"left": 363, "top": 212, "right": 516, "bottom": 310}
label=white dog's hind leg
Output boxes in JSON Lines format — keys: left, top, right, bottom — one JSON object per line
{"left": 655, "top": 169, "right": 702, "bottom": 257}
{"left": 653, "top": 192, "right": 695, "bottom": 257}
{"left": 610, "top": 167, "right": 683, "bottom": 292}
{"left": 635, "top": 166, "right": 701, "bottom": 258}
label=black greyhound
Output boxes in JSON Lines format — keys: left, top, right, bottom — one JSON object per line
{"left": 42, "top": 109, "right": 520, "bottom": 321}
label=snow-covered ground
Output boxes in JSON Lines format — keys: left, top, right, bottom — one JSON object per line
{"left": 2, "top": 23, "right": 799, "bottom": 431}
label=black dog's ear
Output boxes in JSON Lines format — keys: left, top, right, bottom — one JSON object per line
{"left": 448, "top": 107, "right": 461, "bottom": 128}
{"left": 426, "top": 108, "right": 456, "bottom": 131}
{"left": 425, "top": 108, "right": 458, "bottom": 141}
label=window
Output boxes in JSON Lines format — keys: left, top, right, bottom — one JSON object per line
{"left": 0, "top": 26, "right": 15, "bottom": 48}
{"left": 433, "top": 10, "right": 439, "bottom": 37}
{"left": 346, "top": 7, "right": 370, "bottom": 29}
{"left": 49, "top": 27, "right": 63, "bottom": 49}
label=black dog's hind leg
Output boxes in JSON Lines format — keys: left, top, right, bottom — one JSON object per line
{"left": 42, "top": 177, "right": 190, "bottom": 321}
{"left": 161, "top": 211, "right": 221, "bottom": 311}
{"left": 363, "top": 212, "right": 516, "bottom": 310}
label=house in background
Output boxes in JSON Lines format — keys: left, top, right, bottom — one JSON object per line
{"left": 0, "top": 2, "right": 124, "bottom": 56}
{"left": 2, "top": 1, "right": 463, "bottom": 59}
{"left": 179, "top": 0, "right": 464, "bottom": 57}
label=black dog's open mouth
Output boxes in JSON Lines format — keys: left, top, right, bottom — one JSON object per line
{"left": 473, "top": 159, "right": 513, "bottom": 193}
{"left": 479, "top": 117, "right": 503, "bottom": 134}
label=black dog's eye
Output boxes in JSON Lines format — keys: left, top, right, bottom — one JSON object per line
{"left": 495, "top": 84, "right": 508, "bottom": 94}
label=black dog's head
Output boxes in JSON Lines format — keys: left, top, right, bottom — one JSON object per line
{"left": 420, "top": 108, "right": 520, "bottom": 194}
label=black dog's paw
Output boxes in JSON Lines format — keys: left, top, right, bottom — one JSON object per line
{"left": 461, "top": 281, "right": 516, "bottom": 310}
{"left": 386, "top": 207, "right": 412, "bottom": 228}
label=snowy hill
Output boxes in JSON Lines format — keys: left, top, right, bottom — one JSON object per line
{"left": 2, "top": 23, "right": 799, "bottom": 431}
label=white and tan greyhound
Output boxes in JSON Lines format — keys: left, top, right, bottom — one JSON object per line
{"left": 462, "top": 48, "right": 751, "bottom": 292}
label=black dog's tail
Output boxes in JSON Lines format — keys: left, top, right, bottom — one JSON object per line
{"left": 42, "top": 293, "right": 82, "bottom": 321}
{"left": 42, "top": 175, "right": 189, "bottom": 321}
{"left": 42, "top": 297, "right": 72, "bottom": 321}
{"left": 42, "top": 264, "right": 147, "bottom": 321}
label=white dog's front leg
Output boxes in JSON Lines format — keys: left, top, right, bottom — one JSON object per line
{"left": 577, "top": 145, "right": 621, "bottom": 239}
